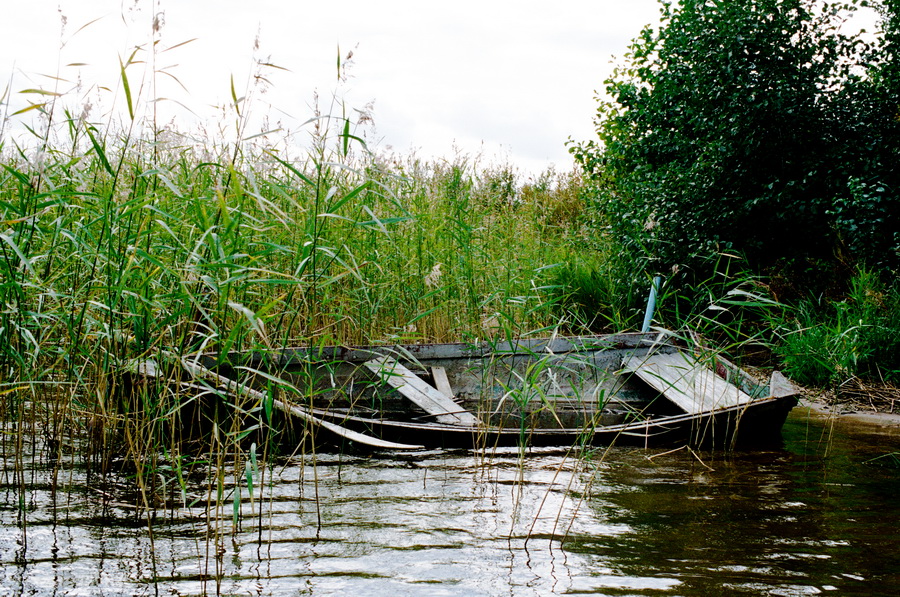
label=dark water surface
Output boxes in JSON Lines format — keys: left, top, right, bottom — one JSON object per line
{"left": 2, "top": 408, "right": 899, "bottom": 596}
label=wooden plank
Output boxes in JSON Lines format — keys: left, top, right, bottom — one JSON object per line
{"left": 431, "top": 366, "right": 454, "bottom": 399}
{"left": 178, "top": 357, "right": 424, "bottom": 450}
{"left": 769, "top": 370, "right": 800, "bottom": 398}
{"left": 365, "top": 357, "right": 480, "bottom": 426}
{"left": 624, "top": 351, "right": 754, "bottom": 414}
{"left": 220, "top": 332, "right": 667, "bottom": 369}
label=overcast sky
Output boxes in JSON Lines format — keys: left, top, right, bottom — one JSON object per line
{"left": 1, "top": 0, "right": 662, "bottom": 176}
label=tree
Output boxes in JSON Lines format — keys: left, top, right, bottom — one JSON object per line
{"left": 826, "top": 0, "right": 900, "bottom": 269}
{"left": 572, "top": 0, "right": 900, "bottom": 282}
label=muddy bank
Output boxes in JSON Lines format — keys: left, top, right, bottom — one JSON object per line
{"left": 792, "top": 396, "right": 900, "bottom": 437}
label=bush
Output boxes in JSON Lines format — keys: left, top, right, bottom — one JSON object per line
{"left": 572, "top": 0, "right": 900, "bottom": 276}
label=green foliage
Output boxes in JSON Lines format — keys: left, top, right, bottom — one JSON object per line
{"left": 653, "top": 253, "right": 782, "bottom": 350}
{"left": 0, "top": 98, "right": 585, "bottom": 498}
{"left": 572, "top": 0, "right": 900, "bottom": 278}
{"left": 544, "top": 261, "right": 643, "bottom": 332}
{"left": 771, "top": 269, "right": 900, "bottom": 386}
{"left": 0, "top": 124, "right": 581, "bottom": 387}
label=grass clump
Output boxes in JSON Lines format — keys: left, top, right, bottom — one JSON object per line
{"left": 0, "top": 10, "right": 605, "bottom": 509}
{"left": 544, "top": 260, "right": 646, "bottom": 333}
{"left": 0, "top": 80, "right": 592, "bottom": 459}
{"left": 770, "top": 269, "right": 900, "bottom": 387}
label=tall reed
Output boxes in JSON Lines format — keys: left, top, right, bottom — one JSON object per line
{"left": 0, "top": 19, "right": 588, "bottom": 530}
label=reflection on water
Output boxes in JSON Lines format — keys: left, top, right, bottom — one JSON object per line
{"left": 2, "top": 410, "right": 900, "bottom": 596}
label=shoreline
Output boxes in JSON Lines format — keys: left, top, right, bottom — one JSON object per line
{"left": 790, "top": 395, "right": 900, "bottom": 436}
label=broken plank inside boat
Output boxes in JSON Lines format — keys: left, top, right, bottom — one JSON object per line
{"left": 623, "top": 351, "right": 756, "bottom": 414}
{"left": 194, "top": 332, "right": 799, "bottom": 450}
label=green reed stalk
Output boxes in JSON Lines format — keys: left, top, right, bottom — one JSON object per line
{"left": 0, "top": 21, "right": 603, "bottom": 540}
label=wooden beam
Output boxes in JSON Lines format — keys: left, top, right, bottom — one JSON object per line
{"left": 624, "top": 351, "right": 753, "bottom": 414}
{"left": 366, "top": 357, "right": 480, "bottom": 426}
{"left": 431, "top": 366, "right": 454, "bottom": 399}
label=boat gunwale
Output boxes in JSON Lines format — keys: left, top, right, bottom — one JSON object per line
{"left": 201, "top": 332, "right": 674, "bottom": 369}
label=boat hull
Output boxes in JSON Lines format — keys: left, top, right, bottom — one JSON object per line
{"left": 304, "top": 395, "right": 797, "bottom": 450}
{"left": 198, "top": 332, "right": 799, "bottom": 450}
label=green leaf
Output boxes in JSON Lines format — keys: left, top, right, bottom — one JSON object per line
{"left": 230, "top": 74, "right": 241, "bottom": 115}
{"left": 2, "top": 165, "right": 30, "bottom": 186}
{"left": 11, "top": 103, "right": 48, "bottom": 116}
{"left": 264, "top": 150, "right": 315, "bottom": 187}
{"left": 18, "top": 88, "right": 62, "bottom": 96}
{"left": 245, "top": 460, "right": 254, "bottom": 499}
{"left": 0, "top": 231, "right": 36, "bottom": 276}
{"left": 328, "top": 181, "right": 368, "bottom": 212}
{"left": 119, "top": 57, "right": 134, "bottom": 121}
{"left": 84, "top": 126, "right": 115, "bottom": 177}
{"left": 263, "top": 391, "right": 273, "bottom": 423}
{"left": 342, "top": 118, "right": 350, "bottom": 157}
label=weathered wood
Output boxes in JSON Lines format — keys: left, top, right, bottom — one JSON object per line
{"left": 769, "top": 370, "right": 801, "bottom": 398}
{"left": 431, "top": 366, "right": 454, "bottom": 399}
{"left": 155, "top": 329, "right": 800, "bottom": 449}
{"left": 209, "top": 332, "right": 668, "bottom": 369}
{"left": 179, "top": 357, "right": 424, "bottom": 450}
{"left": 365, "top": 357, "right": 480, "bottom": 426}
{"left": 624, "top": 351, "right": 753, "bottom": 414}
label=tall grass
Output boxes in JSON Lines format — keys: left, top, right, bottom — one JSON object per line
{"left": 769, "top": 268, "right": 900, "bottom": 387}
{"left": 0, "top": 25, "right": 598, "bottom": 516}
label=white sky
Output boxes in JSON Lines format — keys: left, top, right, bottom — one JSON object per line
{"left": 1, "top": 0, "right": 662, "bottom": 176}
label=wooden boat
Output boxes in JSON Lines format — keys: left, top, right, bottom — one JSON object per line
{"left": 178, "top": 331, "right": 799, "bottom": 451}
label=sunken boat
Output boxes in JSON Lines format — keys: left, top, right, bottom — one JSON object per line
{"left": 166, "top": 331, "right": 800, "bottom": 451}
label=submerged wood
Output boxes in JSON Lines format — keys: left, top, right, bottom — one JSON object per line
{"left": 184, "top": 332, "right": 799, "bottom": 450}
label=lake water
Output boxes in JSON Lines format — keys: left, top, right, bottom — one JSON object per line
{"left": 2, "top": 407, "right": 899, "bottom": 596}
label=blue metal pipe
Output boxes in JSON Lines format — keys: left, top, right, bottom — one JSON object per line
{"left": 641, "top": 276, "right": 662, "bottom": 333}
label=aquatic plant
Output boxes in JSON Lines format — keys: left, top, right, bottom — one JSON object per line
{"left": 0, "top": 3, "right": 594, "bottom": 537}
